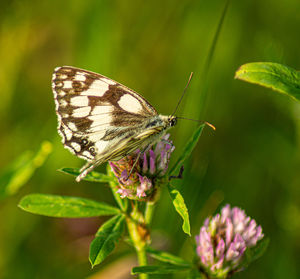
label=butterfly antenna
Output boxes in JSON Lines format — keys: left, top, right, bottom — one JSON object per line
{"left": 176, "top": 116, "right": 216, "bottom": 130}
{"left": 171, "top": 72, "right": 194, "bottom": 117}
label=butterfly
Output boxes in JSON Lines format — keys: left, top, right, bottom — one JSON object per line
{"left": 52, "top": 66, "right": 178, "bottom": 182}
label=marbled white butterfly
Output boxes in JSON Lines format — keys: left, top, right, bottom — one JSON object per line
{"left": 52, "top": 66, "right": 178, "bottom": 182}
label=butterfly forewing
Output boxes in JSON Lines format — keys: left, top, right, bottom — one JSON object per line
{"left": 52, "top": 66, "right": 158, "bottom": 163}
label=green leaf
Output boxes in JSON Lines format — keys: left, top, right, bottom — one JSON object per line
{"left": 169, "top": 124, "right": 205, "bottom": 175}
{"left": 107, "top": 165, "right": 128, "bottom": 212}
{"left": 132, "top": 265, "right": 190, "bottom": 275}
{"left": 89, "top": 214, "right": 125, "bottom": 267}
{"left": 187, "top": 268, "right": 205, "bottom": 279}
{"left": 18, "top": 194, "right": 120, "bottom": 217}
{"left": 241, "top": 238, "right": 270, "bottom": 268}
{"left": 235, "top": 62, "right": 300, "bottom": 102}
{"left": 146, "top": 246, "right": 191, "bottom": 267}
{"left": 0, "top": 141, "right": 52, "bottom": 199}
{"left": 60, "top": 167, "right": 113, "bottom": 183}
{"left": 167, "top": 184, "right": 191, "bottom": 236}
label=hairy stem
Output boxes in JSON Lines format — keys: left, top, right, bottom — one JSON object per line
{"left": 126, "top": 215, "right": 148, "bottom": 279}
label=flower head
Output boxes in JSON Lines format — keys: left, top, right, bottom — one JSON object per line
{"left": 109, "top": 134, "right": 175, "bottom": 200}
{"left": 195, "top": 204, "right": 264, "bottom": 278}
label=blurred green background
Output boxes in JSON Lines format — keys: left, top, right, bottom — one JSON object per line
{"left": 0, "top": 0, "right": 299, "bottom": 278}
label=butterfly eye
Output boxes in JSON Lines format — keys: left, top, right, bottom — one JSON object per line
{"left": 170, "top": 117, "right": 177, "bottom": 127}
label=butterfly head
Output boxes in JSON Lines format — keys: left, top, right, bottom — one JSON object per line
{"left": 157, "top": 115, "right": 177, "bottom": 130}
{"left": 168, "top": 115, "right": 177, "bottom": 127}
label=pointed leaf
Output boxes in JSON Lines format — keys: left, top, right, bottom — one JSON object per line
{"left": 167, "top": 184, "right": 191, "bottom": 236}
{"left": 169, "top": 124, "right": 205, "bottom": 175}
{"left": 0, "top": 141, "right": 52, "bottom": 199}
{"left": 19, "top": 194, "right": 120, "bottom": 217}
{"left": 89, "top": 214, "right": 125, "bottom": 267}
{"left": 240, "top": 238, "right": 269, "bottom": 268}
{"left": 60, "top": 168, "right": 113, "bottom": 183}
{"left": 107, "top": 165, "right": 128, "bottom": 212}
{"left": 109, "top": 180, "right": 128, "bottom": 212}
{"left": 146, "top": 247, "right": 191, "bottom": 267}
{"left": 235, "top": 62, "right": 300, "bottom": 101}
{"left": 187, "top": 268, "right": 206, "bottom": 279}
{"left": 132, "top": 265, "right": 191, "bottom": 275}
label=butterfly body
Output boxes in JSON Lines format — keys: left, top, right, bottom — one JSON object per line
{"left": 52, "top": 66, "right": 176, "bottom": 181}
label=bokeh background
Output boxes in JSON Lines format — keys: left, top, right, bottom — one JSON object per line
{"left": 0, "top": 0, "right": 299, "bottom": 278}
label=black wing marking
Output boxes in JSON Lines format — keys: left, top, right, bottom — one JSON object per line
{"left": 52, "top": 66, "right": 158, "bottom": 161}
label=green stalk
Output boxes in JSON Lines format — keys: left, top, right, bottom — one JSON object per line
{"left": 198, "top": 0, "right": 231, "bottom": 118}
{"left": 203, "top": 0, "right": 231, "bottom": 79}
{"left": 145, "top": 201, "right": 156, "bottom": 225}
{"left": 126, "top": 215, "right": 148, "bottom": 279}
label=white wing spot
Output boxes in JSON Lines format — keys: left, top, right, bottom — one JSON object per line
{"left": 58, "top": 90, "right": 66, "bottom": 97}
{"left": 81, "top": 79, "right": 109, "bottom": 96}
{"left": 82, "top": 151, "right": 93, "bottom": 159}
{"left": 87, "top": 132, "right": 106, "bottom": 142}
{"left": 87, "top": 106, "right": 112, "bottom": 134}
{"left": 74, "top": 74, "right": 86, "bottom": 81}
{"left": 63, "top": 80, "right": 73, "bottom": 89}
{"left": 65, "top": 145, "right": 75, "bottom": 154}
{"left": 62, "top": 113, "right": 69, "bottom": 118}
{"left": 61, "top": 68, "right": 72, "bottom": 73}
{"left": 59, "top": 74, "right": 68, "bottom": 80}
{"left": 71, "top": 142, "right": 81, "bottom": 152}
{"left": 53, "top": 89, "right": 58, "bottom": 98}
{"left": 91, "top": 105, "right": 111, "bottom": 115}
{"left": 70, "top": 96, "right": 89, "bottom": 107}
{"left": 95, "top": 140, "right": 109, "bottom": 153}
{"left": 72, "top": 106, "right": 91, "bottom": 118}
{"left": 56, "top": 81, "right": 63, "bottom": 88}
{"left": 54, "top": 100, "right": 59, "bottom": 110}
{"left": 88, "top": 106, "right": 112, "bottom": 125}
{"left": 68, "top": 122, "right": 78, "bottom": 131}
{"left": 101, "top": 78, "right": 115, "bottom": 85}
{"left": 62, "top": 126, "right": 73, "bottom": 141}
{"left": 118, "top": 94, "right": 143, "bottom": 114}
{"left": 59, "top": 99, "right": 68, "bottom": 107}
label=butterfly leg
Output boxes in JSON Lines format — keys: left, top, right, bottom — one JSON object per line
{"left": 124, "top": 152, "right": 142, "bottom": 181}
{"left": 161, "top": 139, "right": 174, "bottom": 149}
{"left": 169, "top": 165, "right": 184, "bottom": 181}
{"left": 76, "top": 161, "right": 97, "bottom": 182}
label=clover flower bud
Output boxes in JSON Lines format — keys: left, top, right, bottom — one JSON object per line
{"left": 109, "top": 134, "right": 174, "bottom": 200}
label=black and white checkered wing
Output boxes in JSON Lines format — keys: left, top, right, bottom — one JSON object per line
{"left": 52, "top": 66, "right": 157, "bottom": 162}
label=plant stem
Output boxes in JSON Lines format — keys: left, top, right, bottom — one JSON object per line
{"left": 145, "top": 201, "right": 156, "bottom": 225}
{"left": 198, "top": 0, "right": 231, "bottom": 119}
{"left": 126, "top": 216, "right": 148, "bottom": 279}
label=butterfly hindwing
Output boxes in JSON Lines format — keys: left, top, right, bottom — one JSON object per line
{"left": 52, "top": 66, "right": 158, "bottom": 162}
